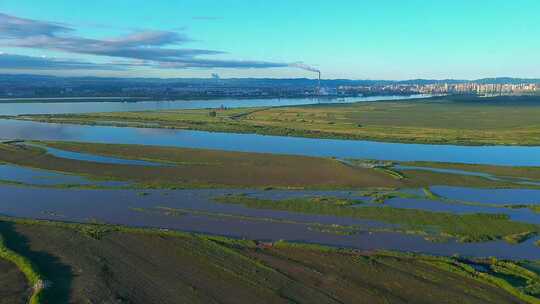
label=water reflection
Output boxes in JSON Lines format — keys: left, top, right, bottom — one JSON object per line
{"left": 0, "top": 164, "right": 128, "bottom": 187}
{"left": 2, "top": 119, "right": 540, "bottom": 166}
{"left": 431, "top": 186, "right": 540, "bottom": 205}
{"left": 0, "top": 95, "right": 429, "bottom": 116}
{"left": 0, "top": 184, "right": 539, "bottom": 260}
{"left": 384, "top": 197, "right": 540, "bottom": 224}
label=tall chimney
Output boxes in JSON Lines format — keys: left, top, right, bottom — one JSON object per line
{"left": 317, "top": 71, "right": 321, "bottom": 96}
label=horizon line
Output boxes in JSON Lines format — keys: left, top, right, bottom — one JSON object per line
{"left": 1, "top": 73, "right": 540, "bottom": 82}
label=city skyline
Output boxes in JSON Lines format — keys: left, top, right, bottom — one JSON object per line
{"left": 1, "top": 0, "right": 540, "bottom": 80}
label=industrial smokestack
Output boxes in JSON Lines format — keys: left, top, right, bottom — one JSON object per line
{"left": 289, "top": 62, "right": 321, "bottom": 96}
{"left": 318, "top": 71, "right": 321, "bottom": 96}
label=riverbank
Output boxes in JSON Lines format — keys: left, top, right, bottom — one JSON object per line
{"left": 0, "top": 95, "right": 428, "bottom": 116}
{"left": 12, "top": 95, "right": 540, "bottom": 146}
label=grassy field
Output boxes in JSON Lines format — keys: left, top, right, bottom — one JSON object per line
{"left": 0, "top": 217, "right": 537, "bottom": 304}
{"left": 0, "top": 141, "right": 399, "bottom": 189}
{"left": 0, "top": 141, "right": 530, "bottom": 190}
{"left": 216, "top": 194, "right": 540, "bottom": 243}
{"left": 15, "top": 95, "right": 540, "bottom": 145}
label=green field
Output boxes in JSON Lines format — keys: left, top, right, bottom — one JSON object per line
{"left": 15, "top": 95, "right": 540, "bottom": 145}
{"left": 0, "top": 142, "right": 399, "bottom": 189}
{"left": 0, "top": 141, "right": 530, "bottom": 189}
{"left": 0, "top": 217, "right": 538, "bottom": 304}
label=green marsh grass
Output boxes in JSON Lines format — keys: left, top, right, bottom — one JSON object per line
{"left": 216, "top": 194, "right": 540, "bottom": 243}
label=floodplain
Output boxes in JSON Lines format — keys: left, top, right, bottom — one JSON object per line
{"left": 2, "top": 95, "right": 540, "bottom": 303}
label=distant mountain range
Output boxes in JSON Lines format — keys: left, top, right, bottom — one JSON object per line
{"left": 0, "top": 74, "right": 539, "bottom": 88}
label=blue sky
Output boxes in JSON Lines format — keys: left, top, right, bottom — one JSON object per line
{"left": 1, "top": 0, "right": 539, "bottom": 79}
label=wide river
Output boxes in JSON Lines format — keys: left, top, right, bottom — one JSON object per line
{"left": 0, "top": 95, "right": 429, "bottom": 116}
{"left": 1, "top": 119, "right": 540, "bottom": 166}
{"left": 1, "top": 94, "right": 539, "bottom": 166}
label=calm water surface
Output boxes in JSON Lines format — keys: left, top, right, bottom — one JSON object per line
{"left": 2, "top": 95, "right": 539, "bottom": 259}
{"left": 0, "top": 184, "right": 538, "bottom": 260}
{"left": 0, "top": 95, "right": 429, "bottom": 116}
{"left": 2, "top": 119, "right": 540, "bottom": 166}
{"left": 431, "top": 186, "right": 540, "bottom": 205}
{"left": 24, "top": 143, "right": 166, "bottom": 166}
{"left": 385, "top": 197, "right": 540, "bottom": 224}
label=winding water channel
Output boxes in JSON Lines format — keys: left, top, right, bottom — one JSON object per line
{"left": 0, "top": 184, "right": 538, "bottom": 260}
{"left": 1, "top": 119, "right": 540, "bottom": 166}
{"left": 1, "top": 96, "right": 540, "bottom": 260}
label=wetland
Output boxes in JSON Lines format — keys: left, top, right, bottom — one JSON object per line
{"left": 2, "top": 95, "right": 540, "bottom": 303}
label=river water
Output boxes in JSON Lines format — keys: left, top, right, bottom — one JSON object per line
{"left": 1, "top": 95, "right": 540, "bottom": 259}
{"left": 1, "top": 119, "right": 540, "bottom": 166}
{"left": 0, "top": 95, "right": 430, "bottom": 116}
{"left": 3, "top": 94, "right": 539, "bottom": 166}
{"left": 0, "top": 184, "right": 538, "bottom": 260}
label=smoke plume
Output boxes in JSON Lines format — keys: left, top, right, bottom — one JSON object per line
{"left": 289, "top": 62, "right": 320, "bottom": 73}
